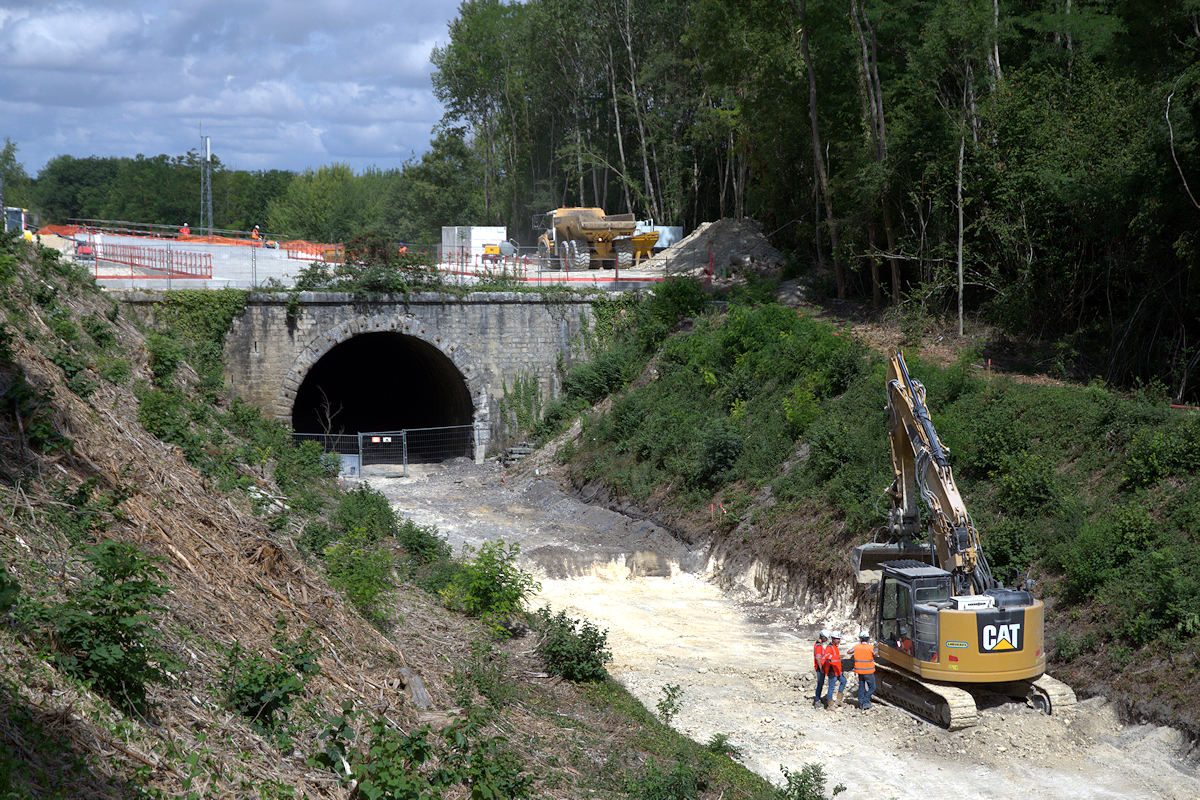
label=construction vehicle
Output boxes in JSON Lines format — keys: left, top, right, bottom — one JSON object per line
{"left": 534, "top": 207, "right": 639, "bottom": 270}
{"left": 851, "top": 352, "right": 1076, "bottom": 729}
{"left": 3, "top": 207, "right": 37, "bottom": 242}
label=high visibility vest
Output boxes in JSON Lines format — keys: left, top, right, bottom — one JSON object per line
{"left": 823, "top": 643, "right": 843, "bottom": 676}
{"left": 853, "top": 643, "right": 876, "bottom": 675}
{"left": 813, "top": 641, "right": 824, "bottom": 671}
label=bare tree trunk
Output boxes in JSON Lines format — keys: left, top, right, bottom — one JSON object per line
{"left": 853, "top": 0, "right": 899, "bottom": 299}
{"left": 620, "top": 0, "right": 660, "bottom": 220}
{"left": 883, "top": 203, "right": 902, "bottom": 302}
{"left": 956, "top": 134, "right": 965, "bottom": 337}
{"left": 867, "top": 219, "right": 882, "bottom": 307}
{"left": 798, "top": 0, "right": 844, "bottom": 297}
{"left": 990, "top": 0, "right": 1003, "bottom": 83}
{"left": 609, "top": 43, "right": 633, "bottom": 213}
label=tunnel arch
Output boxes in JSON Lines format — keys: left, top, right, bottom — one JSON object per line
{"left": 278, "top": 314, "right": 485, "bottom": 441}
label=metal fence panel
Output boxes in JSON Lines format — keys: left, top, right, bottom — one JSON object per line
{"left": 293, "top": 425, "right": 475, "bottom": 476}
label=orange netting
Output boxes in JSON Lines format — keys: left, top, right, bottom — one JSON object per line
{"left": 35, "top": 225, "right": 339, "bottom": 254}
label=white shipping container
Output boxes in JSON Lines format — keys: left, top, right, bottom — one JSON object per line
{"left": 441, "top": 226, "right": 508, "bottom": 259}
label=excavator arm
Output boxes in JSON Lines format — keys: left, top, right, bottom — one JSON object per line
{"left": 886, "top": 353, "right": 995, "bottom": 596}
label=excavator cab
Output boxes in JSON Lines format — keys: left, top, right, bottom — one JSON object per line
{"left": 877, "top": 561, "right": 952, "bottom": 663}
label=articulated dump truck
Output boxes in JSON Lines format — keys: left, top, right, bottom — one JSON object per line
{"left": 534, "top": 207, "right": 655, "bottom": 270}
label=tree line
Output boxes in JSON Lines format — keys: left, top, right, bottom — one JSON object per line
{"left": 3, "top": 1, "right": 1199, "bottom": 399}
{"left": 0, "top": 137, "right": 485, "bottom": 247}
{"left": 429, "top": 0, "right": 1200, "bottom": 401}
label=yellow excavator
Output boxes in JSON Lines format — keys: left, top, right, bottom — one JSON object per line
{"left": 852, "top": 352, "right": 1075, "bottom": 728}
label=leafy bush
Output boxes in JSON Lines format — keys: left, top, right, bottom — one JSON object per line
{"left": 26, "top": 540, "right": 170, "bottom": 714}
{"left": 396, "top": 518, "right": 451, "bottom": 572}
{"left": 776, "top": 763, "right": 846, "bottom": 799}
{"left": 628, "top": 758, "right": 704, "bottom": 800}
{"left": 532, "top": 606, "right": 611, "bottom": 682}
{"left": 332, "top": 484, "right": 398, "bottom": 545}
{"left": 325, "top": 711, "right": 533, "bottom": 800}
{"left": 145, "top": 331, "right": 184, "bottom": 385}
{"left": 81, "top": 314, "right": 115, "bottom": 348}
{"left": 705, "top": 733, "right": 743, "bottom": 760}
{"left": 325, "top": 536, "right": 395, "bottom": 626}
{"left": 222, "top": 625, "right": 321, "bottom": 730}
{"left": 441, "top": 541, "right": 539, "bottom": 630}
{"left": 656, "top": 683, "right": 684, "bottom": 725}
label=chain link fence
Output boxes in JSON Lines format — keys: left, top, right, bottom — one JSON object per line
{"left": 293, "top": 425, "right": 476, "bottom": 477}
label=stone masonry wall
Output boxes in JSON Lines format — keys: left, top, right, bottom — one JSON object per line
{"left": 221, "top": 292, "right": 596, "bottom": 456}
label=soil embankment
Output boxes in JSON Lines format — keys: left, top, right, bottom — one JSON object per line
{"left": 369, "top": 461, "right": 1200, "bottom": 800}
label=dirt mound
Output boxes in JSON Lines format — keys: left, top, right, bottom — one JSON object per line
{"left": 649, "top": 217, "right": 785, "bottom": 278}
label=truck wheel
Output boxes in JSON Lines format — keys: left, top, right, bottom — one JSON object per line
{"left": 572, "top": 239, "right": 592, "bottom": 271}
{"left": 615, "top": 240, "right": 634, "bottom": 270}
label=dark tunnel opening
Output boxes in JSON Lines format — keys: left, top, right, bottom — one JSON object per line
{"left": 291, "top": 332, "right": 473, "bottom": 439}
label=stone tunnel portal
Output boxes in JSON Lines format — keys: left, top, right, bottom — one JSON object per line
{"left": 291, "top": 332, "right": 473, "bottom": 435}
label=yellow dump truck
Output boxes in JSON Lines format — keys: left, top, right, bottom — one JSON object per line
{"left": 534, "top": 207, "right": 638, "bottom": 270}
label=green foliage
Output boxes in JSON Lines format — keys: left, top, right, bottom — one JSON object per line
{"left": 24, "top": 540, "right": 169, "bottom": 714}
{"left": 704, "top": 733, "right": 743, "bottom": 761}
{"left": 325, "top": 536, "right": 395, "bottom": 626}
{"left": 627, "top": 758, "right": 705, "bottom": 800}
{"left": 532, "top": 606, "right": 611, "bottom": 682}
{"left": 775, "top": 763, "right": 846, "bottom": 799}
{"left": 440, "top": 541, "right": 539, "bottom": 631}
{"left": 656, "top": 683, "right": 684, "bottom": 725}
{"left": 0, "top": 563, "right": 19, "bottom": 614}
{"left": 145, "top": 331, "right": 183, "bottom": 384}
{"left": 325, "top": 711, "right": 533, "bottom": 800}
{"left": 332, "top": 484, "right": 399, "bottom": 546}
{"left": 221, "top": 624, "right": 321, "bottom": 731}
{"left": 452, "top": 640, "right": 517, "bottom": 709}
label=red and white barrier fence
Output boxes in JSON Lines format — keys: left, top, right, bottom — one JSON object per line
{"left": 92, "top": 243, "right": 212, "bottom": 279}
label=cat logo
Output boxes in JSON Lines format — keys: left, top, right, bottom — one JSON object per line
{"left": 976, "top": 610, "right": 1025, "bottom": 653}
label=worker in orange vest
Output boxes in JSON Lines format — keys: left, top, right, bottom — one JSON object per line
{"left": 250, "top": 224, "right": 261, "bottom": 244}
{"left": 811, "top": 629, "right": 829, "bottom": 708}
{"left": 853, "top": 631, "right": 877, "bottom": 709}
{"left": 179, "top": 222, "right": 190, "bottom": 239}
{"left": 823, "top": 631, "right": 847, "bottom": 708}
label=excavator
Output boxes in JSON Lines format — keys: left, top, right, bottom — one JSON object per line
{"left": 851, "top": 352, "right": 1076, "bottom": 729}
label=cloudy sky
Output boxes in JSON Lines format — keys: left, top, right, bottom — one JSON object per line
{"left": 0, "top": 0, "right": 459, "bottom": 175}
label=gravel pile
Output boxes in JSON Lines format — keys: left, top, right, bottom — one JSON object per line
{"left": 650, "top": 217, "right": 785, "bottom": 278}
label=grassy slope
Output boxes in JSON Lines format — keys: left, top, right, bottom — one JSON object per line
{"left": 557, "top": 283, "right": 1200, "bottom": 739}
{"left": 0, "top": 236, "right": 781, "bottom": 799}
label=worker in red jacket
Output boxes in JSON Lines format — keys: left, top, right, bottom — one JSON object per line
{"left": 811, "top": 629, "right": 829, "bottom": 708}
{"left": 823, "top": 631, "right": 847, "bottom": 708}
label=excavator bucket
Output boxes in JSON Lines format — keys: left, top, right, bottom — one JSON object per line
{"left": 851, "top": 542, "right": 934, "bottom": 584}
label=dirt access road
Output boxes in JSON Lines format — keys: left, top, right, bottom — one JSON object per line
{"left": 366, "top": 462, "right": 1198, "bottom": 800}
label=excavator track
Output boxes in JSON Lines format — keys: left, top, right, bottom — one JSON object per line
{"left": 996, "top": 673, "right": 1078, "bottom": 716}
{"left": 874, "top": 664, "right": 979, "bottom": 730}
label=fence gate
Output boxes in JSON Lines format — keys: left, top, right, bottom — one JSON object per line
{"left": 294, "top": 424, "right": 476, "bottom": 477}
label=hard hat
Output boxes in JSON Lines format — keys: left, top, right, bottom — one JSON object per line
{"left": 819, "top": 629, "right": 829, "bottom": 639}
{"left": 859, "top": 631, "right": 870, "bottom": 640}
{"left": 831, "top": 630, "right": 842, "bottom": 639}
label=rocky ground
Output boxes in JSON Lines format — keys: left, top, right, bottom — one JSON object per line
{"left": 366, "top": 460, "right": 1200, "bottom": 800}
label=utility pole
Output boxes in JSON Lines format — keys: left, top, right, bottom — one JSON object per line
{"left": 200, "top": 134, "right": 214, "bottom": 236}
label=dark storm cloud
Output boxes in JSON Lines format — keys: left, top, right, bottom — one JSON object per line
{"left": 0, "top": 0, "right": 454, "bottom": 173}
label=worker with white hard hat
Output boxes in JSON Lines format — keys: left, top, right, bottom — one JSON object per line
{"left": 812, "top": 628, "right": 829, "bottom": 708}
{"left": 853, "top": 631, "right": 877, "bottom": 709}
{"left": 822, "top": 631, "right": 847, "bottom": 708}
